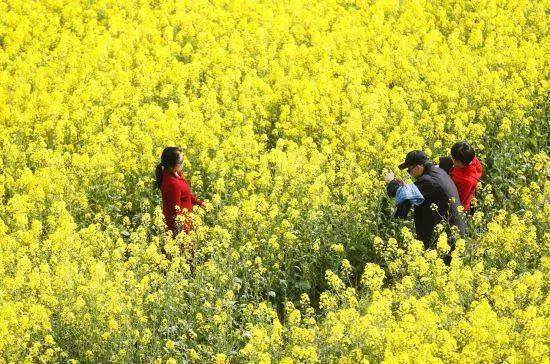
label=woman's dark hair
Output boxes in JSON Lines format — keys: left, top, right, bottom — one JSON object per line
{"left": 438, "top": 156, "right": 454, "bottom": 174}
{"left": 451, "top": 141, "right": 475, "bottom": 165}
{"left": 386, "top": 178, "right": 405, "bottom": 197}
{"left": 155, "top": 147, "right": 182, "bottom": 189}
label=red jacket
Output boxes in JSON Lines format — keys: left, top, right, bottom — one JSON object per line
{"left": 160, "top": 169, "right": 203, "bottom": 233}
{"left": 450, "top": 157, "right": 483, "bottom": 211}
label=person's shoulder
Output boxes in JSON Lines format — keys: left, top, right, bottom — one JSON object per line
{"left": 431, "top": 165, "right": 450, "bottom": 177}
{"left": 416, "top": 169, "right": 442, "bottom": 193}
{"left": 415, "top": 174, "right": 426, "bottom": 182}
{"left": 414, "top": 174, "right": 433, "bottom": 190}
{"left": 416, "top": 171, "right": 433, "bottom": 183}
{"left": 162, "top": 172, "right": 176, "bottom": 182}
{"left": 435, "top": 167, "right": 456, "bottom": 184}
{"left": 161, "top": 173, "right": 181, "bottom": 189}
{"left": 469, "top": 157, "right": 483, "bottom": 175}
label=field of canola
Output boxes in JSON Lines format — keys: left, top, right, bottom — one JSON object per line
{"left": 0, "top": 0, "right": 549, "bottom": 362}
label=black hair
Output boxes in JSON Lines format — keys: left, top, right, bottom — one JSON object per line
{"left": 422, "top": 162, "right": 434, "bottom": 174}
{"left": 386, "top": 179, "right": 405, "bottom": 197}
{"left": 438, "top": 156, "right": 454, "bottom": 174}
{"left": 155, "top": 147, "right": 182, "bottom": 189}
{"left": 451, "top": 141, "right": 475, "bottom": 165}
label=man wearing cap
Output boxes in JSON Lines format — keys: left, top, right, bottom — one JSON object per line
{"left": 393, "top": 150, "right": 466, "bottom": 251}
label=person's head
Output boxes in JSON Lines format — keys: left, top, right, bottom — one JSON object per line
{"left": 399, "top": 150, "right": 427, "bottom": 179}
{"left": 386, "top": 178, "right": 405, "bottom": 197}
{"left": 155, "top": 147, "right": 183, "bottom": 189}
{"left": 450, "top": 141, "right": 475, "bottom": 168}
{"left": 438, "top": 156, "right": 454, "bottom": 174}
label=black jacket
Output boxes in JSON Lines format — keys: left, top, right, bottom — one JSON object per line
{"left": 413, "top": 164, "right": 466, "bottom": 247}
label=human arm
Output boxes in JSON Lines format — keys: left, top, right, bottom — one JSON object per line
{"left": 191, "top": 193, "right": 204, "bottom": 207}
{"left": 414, "top": 177, "right": 432, "bottom": 202}
{"left": 164, "top": 181, "right": 183, "bottom": 216}
{"left": 394, "top": 199, "right": 412, "bottom": 219}
{"left": 452, "top": 177, "right": 473, "bottom": 209}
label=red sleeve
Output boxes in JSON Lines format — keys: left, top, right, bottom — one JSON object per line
{"left": 164, "top": 181, "right": 183, "bottom": 227}
{"left": 191, "top": 193, "right": 204, "bottom": 206}
{"left": 452, "top": 175, "right": 474, "bottom": 209}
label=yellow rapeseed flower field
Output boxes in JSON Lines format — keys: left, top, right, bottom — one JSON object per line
{"left": 0, "top": 0, "right": 548, "bottom": 362}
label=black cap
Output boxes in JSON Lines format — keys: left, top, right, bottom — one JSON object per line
{"left": 399, "top": 150, "right": 427, "bottom": 169}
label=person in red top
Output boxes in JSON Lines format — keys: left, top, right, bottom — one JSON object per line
{"left": 155, "top": 147, "right": 204, "bottom": 236}
{"left": 449, "top": 141, "right": 483, "bottom": 212}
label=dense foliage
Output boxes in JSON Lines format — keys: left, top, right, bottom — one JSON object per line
{"left": 0, "top": 0, "right": 548, "bottom": 362}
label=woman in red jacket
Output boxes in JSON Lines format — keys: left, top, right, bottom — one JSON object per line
{"left": 155, "top": 147, "right": 204, "bottom": 236}
{"left": 450, "top": 141, "right": 483, "bottom": 213}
